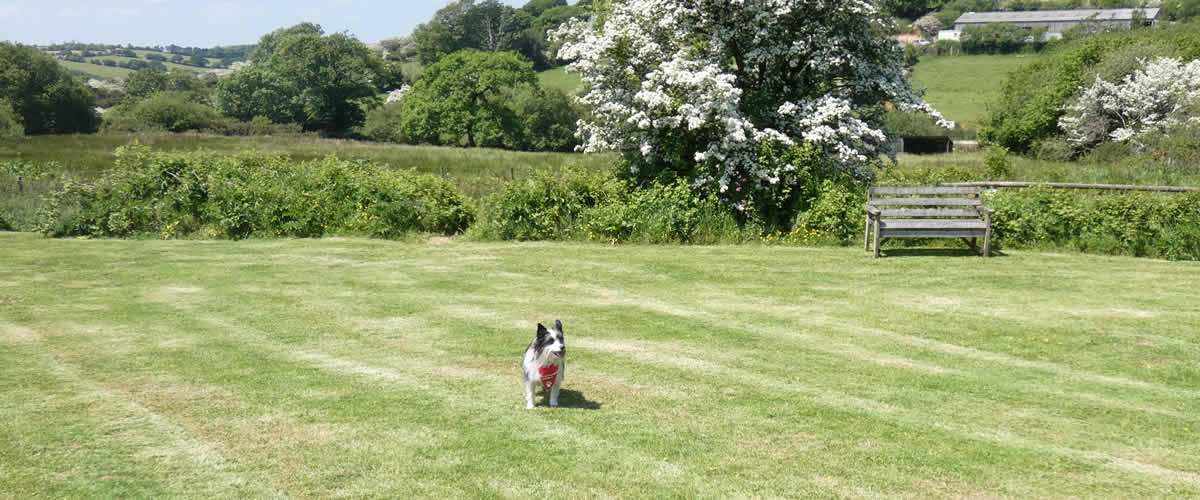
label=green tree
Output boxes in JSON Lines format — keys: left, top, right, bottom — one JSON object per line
{"left": 401, "top": 50, "right": 537, "bottom": 148}
{"left": 215, "top": 23, "right": 385, "bottom": 135}
{"left": 0, "top": 42, "right": 99, "bottom": 134}
{"left": 0, "top": 99, "right": 24, "bottom": 137}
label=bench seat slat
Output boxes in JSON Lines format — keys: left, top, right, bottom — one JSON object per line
{"left": 880, "top": 229, "right": 988, "bottom": 238}
{"left": 879, "top": 208, "right": 979, "bottom": 217}
{"left": 869, "top": 197, "right": 981, "bottom": 206}
{"left": 880, "top": 219, "right": 988, "bottom": 230}
{"left": 870, "top": 186, "right": 980, "bottom": 195}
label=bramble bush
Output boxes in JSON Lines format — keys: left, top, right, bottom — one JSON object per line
{"left": 987, "top": 187, "right": 1200, "bottom": 261}
{"left": 38, "top": 146, "right": 473, "bottom": 239}
{"left": 470, "top": 168, "right": 754, "bottom": 244}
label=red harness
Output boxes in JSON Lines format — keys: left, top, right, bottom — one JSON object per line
{"left": 537, "top": 364, "right": 559, "bottom": 391}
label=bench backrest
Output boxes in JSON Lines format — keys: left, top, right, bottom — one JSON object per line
{"left": 868, "top": 186, "right": 983, "bottom": 217}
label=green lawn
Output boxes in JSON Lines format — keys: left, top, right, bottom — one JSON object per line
{"left": 909, "top": 54, "right": 1038, "bottom": 127}
{"left": 2, "top": 233, "right": 1199, "bottom": 497}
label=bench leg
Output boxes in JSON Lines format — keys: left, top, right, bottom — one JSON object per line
{"left": 872, "top": 222, "right": 882, "bottom": 258}
{"left": 864, "top": 216, "right": 872, "bottom": 252}
{"left": 961, "top": 238, "right": 980, "bottom": 253}
{"left": 983, "top": 213, "right": 992, "bottom": 257}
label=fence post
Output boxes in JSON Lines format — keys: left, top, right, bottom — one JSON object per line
{"left": 509, "top": 167, "right": 514, "bottom": 182}
{"left": 17, "top": 175, "right": 21, "bottom": 194}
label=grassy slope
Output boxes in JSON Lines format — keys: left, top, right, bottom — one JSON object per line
{"left": 56, "top": 55, "right": 224, "bottom": 81}
{"left": 538, "top": 67, "right": 583, "bottom": 94}
{"left": 909, "top": 54, "right": 1038, "bottom": 127}
{"left": 1, "top": 233, "right": 1198, "bottom": 497}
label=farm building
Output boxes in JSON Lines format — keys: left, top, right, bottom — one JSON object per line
{"left": 952, "top": 8, "right": 1159, "bottom": 38}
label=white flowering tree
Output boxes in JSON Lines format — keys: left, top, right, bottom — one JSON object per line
{"left": 553, "top": 0, "right": 949, "bottom": 222}
{"left": 1060, "top": 57, "right": 1200, "bottom": 151}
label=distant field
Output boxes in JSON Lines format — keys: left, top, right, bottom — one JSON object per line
{"left": 909, "top": 54, "right": 1038, "bottom": 127}
{"left": 51, "top": 51, "right": 227, "bottom": 81}
{"left": 538, "top": 67, "right": 582, "bottom": 94}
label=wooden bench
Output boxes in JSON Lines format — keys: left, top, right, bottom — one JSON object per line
{"left": 865, "top": 186, "right": 993, "bottom": 258}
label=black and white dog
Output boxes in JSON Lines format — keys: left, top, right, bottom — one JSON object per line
{"left": 522, "top": 320, "right": 565, "bottom": 409}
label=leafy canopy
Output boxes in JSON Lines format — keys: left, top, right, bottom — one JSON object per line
{"left": 215, "top": 23, "right": 385, "bottom": 135}
{"left": 0, "top": 42, "right": 100, "bottom": 135}
{"left": 400, "top": 50, "right": 538, "bottom": 148}
{"left": 553, "top": 0, "right": 946, "bottom": 219}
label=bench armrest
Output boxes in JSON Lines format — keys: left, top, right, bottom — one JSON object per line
{"left": 975, "top": 204, "right": 994, "bottom": 215}
{"left": 866, "top": 204, "right": 881, "bottom": 216}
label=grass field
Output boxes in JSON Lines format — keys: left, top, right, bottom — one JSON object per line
{"left": 538, "top": 67, "right": 583, "bottom": 94}
{"left": 909, "top": 55, "right": 1038, "bottom": 127}
{"left": 1, "top": 233, "right": 1198, "bottom": 497}
{"left": 0, "top": 134, "right": 614, "bottom": 198}
{"left": 56, "top": 57, "right": 226, "bottom": 82}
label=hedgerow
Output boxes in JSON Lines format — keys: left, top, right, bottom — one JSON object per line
{"left": 38, "top": 146, "right": 473, "bottom": 239}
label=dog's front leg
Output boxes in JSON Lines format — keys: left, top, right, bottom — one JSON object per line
{"left": 549, "top": 363, "right": 563, "bottom": 407}
{"left": 524, "top": 379, "right": 537, "bottom": 409}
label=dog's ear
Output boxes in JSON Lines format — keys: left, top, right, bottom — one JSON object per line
{"left": 536, "top": 323, "right": 549, "bottom": 337}
{"left": 554, "top": 319, "right": 563, "bottom": 334}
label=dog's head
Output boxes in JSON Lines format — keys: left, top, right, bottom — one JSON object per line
{"left": 535, "top": 320, "right": 565, "bottom": 362}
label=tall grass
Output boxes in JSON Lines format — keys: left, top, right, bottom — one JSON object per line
{"left": 890, "top": 151, "right": 1200, "bottom": 187}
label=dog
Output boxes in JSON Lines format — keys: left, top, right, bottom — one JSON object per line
{"left": 523, "top": 320, "right": 565, "bottom": 409}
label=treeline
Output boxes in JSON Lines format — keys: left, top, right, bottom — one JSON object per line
{"left": 391, "top": 0, "right": 593, "bottom": 70}
{"left": 45, "top": 42, "right": 254, "bottom": 61}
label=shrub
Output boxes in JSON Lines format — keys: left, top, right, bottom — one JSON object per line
{"left": 0, "top": 210, "right": 11, "bottom": 231}
{"left": 0, "top": 100, "right": 23, "bottom": 137}
{"left": 471, "top": 167, "right": 624, "bottom": 241}
{"left": 102, "top": 91, "right": 221, "bottom": 133}
{"left": 791, "top": 178, "right": 866, "bottom": 241}
{"left": 38, "top": 146, "right": 473, "bottom": 239}
{"left": 0, "top": 42, "right": 101, "bottom": 134}
{"left": 361, "top": 102, "right": 410, "bottom": 144}
{"left": 982, "top": 24, "right": 1200, "bottom": 153}
{"left": 984, "top": 145, "right": 1012, "bottom": 179}
{"left": 987, "top": 187, "right": 1200, "bottom": 260}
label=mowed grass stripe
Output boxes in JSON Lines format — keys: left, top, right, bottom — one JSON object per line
{"left": 2, "top": 233, "right": 1200, "bottom": 497}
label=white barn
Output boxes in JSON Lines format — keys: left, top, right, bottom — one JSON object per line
{"left": 953, "top": 8, "right": 1160, "bottom": 38}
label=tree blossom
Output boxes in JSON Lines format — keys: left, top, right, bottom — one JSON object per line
{"left": 552, "top": 0, "right": 950, "bottom": 208}
{"left": 1060, "top": 57, "right": 1200, "bottom": 150}
{"left": 385, "top": 84, "right": 412, "bottom": 104}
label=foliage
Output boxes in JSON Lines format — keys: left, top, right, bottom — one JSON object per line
{"left": 0, "top": 100, "right": 23, "bottom": 137}
{"left": 410, "top": 0, "right": 586, "bottom": 69}
{"left": 1060, "top": 57, "right": 1200, "bottom": 152}
{"left": 102, "top": 91, "right": 222, "bottom": 133}
{"left": 913, "top": 14, "right": 944, "bottom": 39}
{"left": 361, "top": 102, "right": 411, "bottom": 144}
{"left": 981, "top": 24, "right": 1200, "bottom": 152}
{"left": 960, "top": 24, "right": 1047, "bottom": 54}
{"left": 400, "top": 50, "right": 538, "bottom": 148}
{"left": 987, "top": 187, "right": 1200, "bottom": 260}
{"left": 38, "top": 146, "right": 473, "bottom": 239}
{"left": 788, "top": 178, "right": 867, "bottom": 243}
{"left": 472, "top": 168, "right": 746, "bottom": 244}
{"left": 505, "top": 86, "right": 582, "bottom": 152}
{"left": 215, "top": 23, "right": 385, "bottom": 136}
{"left": 553, "top": 0, "right": 949, "bottom": 228}
{"left": 124, "top": 68, "right": 206, "bottom": 101}
{"left": 472, "top": 167, "right": 622, "bottom": 240}
{"left": 0, "top": 42, "right": 100, "bottom": 134}
{"left": 984, "top": 145, "right": 1012, "bottom": 179}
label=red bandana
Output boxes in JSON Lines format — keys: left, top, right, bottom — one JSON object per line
{"left": 538, "top": 364, "right": 559, "bottom": 391}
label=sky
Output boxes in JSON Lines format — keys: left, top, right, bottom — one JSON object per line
{"left": 0, "top": 0, "right": 542, "bottom": 47}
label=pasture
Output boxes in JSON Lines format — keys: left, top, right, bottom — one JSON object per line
{"left": 2, "top": 232, "right": 1198, "bottom": 497}
{"left": 908, "top": 54, "right": 1037, "bottom": 127}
